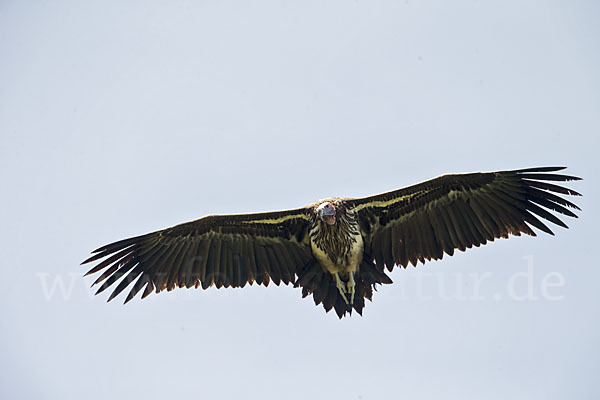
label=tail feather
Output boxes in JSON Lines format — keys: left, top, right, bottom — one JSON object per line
{"left": 295, "top": 258, "right": 393, "bottom": 318}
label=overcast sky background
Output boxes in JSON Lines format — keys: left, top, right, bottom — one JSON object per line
{"left": 1, "top": 1, "right": 599, "bottom": 399}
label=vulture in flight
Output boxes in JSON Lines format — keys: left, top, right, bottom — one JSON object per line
{"left": 82, "top": 167, "right": 581, "bottom": 318}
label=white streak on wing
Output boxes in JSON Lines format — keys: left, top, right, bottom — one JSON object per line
{"left": 353, "top": 192, "right": 422, "bottom": 212}
{"left": 447, "top": 189, "right": 461, "bottom": 201}
{"left": 367, "top": 189, "right": 468, "bottom": 226}
{"left": 242, "top": 213, "right": 311, "bottom": 225}
{"left": 357, "top": 186, "right": 469, "bottom": 213}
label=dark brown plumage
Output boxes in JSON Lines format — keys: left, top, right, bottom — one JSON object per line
{"left": 82, "top": 166, "right": 581, "bottom": 318}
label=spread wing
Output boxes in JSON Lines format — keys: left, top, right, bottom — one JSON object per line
{"left": 82, "top": 207, "right": 315, "bottom": 303}
{"left": 347, "top": 167, "right": 581, "bottom": 271}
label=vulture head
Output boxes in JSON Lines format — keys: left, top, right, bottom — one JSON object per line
{"left": 316, "top": 201, "right": 336, "bottom": 225}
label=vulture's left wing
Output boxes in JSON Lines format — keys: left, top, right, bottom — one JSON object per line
{"left": 346, "top": 167, "right": 581, "bottom": 271}
{"left": 82, "top": 207, "right": 314, "bottom": 303}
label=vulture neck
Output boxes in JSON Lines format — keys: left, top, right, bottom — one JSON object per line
{"left": 310, "top": 204, "right": 360, "bottom": 265}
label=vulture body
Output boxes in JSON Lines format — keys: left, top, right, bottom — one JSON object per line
{"left": 82, "top": 167, "right": 581, "bottom": 318}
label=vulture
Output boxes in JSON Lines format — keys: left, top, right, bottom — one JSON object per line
{"left": 82, "top": 167, "right": 581, "bottom": 318}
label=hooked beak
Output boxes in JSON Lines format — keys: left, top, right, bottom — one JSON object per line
{"left": 318, "top": 204, "right": 336, "bottom": 225}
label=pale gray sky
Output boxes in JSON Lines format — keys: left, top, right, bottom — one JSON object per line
{"left": 1, "top": 1, "right": 599, "bottom": 399}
